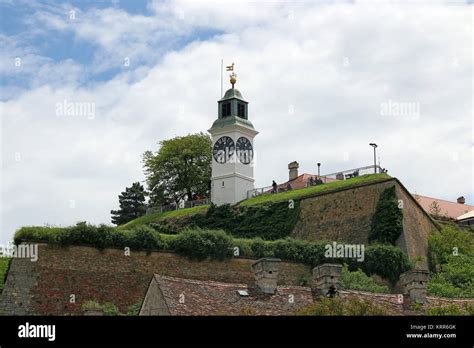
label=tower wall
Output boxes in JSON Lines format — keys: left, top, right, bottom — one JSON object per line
{"left": 209, "top": 87, "right": 258, "bottom": 206}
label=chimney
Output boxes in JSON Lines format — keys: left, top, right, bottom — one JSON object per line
{"left": 251, "top": 258, "right": 281, "bottom": 294}
{"left": 457, "top": 196, "right": 465, "bottom": 204}
{"left": 312, "top": 263, "right": 342, "bottom": 296}
{"left": 399, "top": 269, "right": 429, "bottom": 304}
{"left": 288, "top": 161, "right": 299, "bottom": 181}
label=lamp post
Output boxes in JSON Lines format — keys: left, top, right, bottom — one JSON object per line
{"left": 317, "top": 163, "right": 321, "bottom": 177}
{"left": 369, "top": 143, "right": 378, "bottom": 173}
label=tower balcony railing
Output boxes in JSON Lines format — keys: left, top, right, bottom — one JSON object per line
{"left": 247, "top": 165, "right": 385, "bottom": 199}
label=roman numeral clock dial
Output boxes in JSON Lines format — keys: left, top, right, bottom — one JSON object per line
{"left": 236, "top": 137, "right": 253, "bottom": 164}
{"left": 213, "top": 136, "right": 235, "bottom": 163}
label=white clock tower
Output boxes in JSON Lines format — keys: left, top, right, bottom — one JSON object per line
{"left": 208, "top": 66, "right": 258, "bottom": 206}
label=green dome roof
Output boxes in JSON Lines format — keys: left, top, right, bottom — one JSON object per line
{"left": 209, "top": 115, "right": 255, "bottom": 131}
{"left": 220, "top": 88, "right": 245, "bottom": 101}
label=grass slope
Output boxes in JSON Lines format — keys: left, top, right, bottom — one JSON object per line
{"left": 240, "top": 173, "right": 392, "bottom": 206}
{"left": 118, "top": 205, "right": 209, "bottom": 230}
{"left": 120, "top": 174, "right": 392, "bottom": 229}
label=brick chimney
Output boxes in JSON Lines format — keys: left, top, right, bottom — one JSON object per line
{"left": 312, "top": 263, "right": 342, "bottom": 296}
{"left": 399, "top": 269, "right": 429, "bottom": 304}
{"left": 288, "top": 161, "right": 299, "bottom": 181}
{"left": 251, "top": 258, "right": 281, "bottom": 294}
{"left": 457, "top": 196, "right": 465, "bottom": 204}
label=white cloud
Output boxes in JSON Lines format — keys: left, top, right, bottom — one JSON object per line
{"left": 0, "top": 1, "right": 472, "bottom": 244}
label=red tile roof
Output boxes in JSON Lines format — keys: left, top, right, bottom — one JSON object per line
{"left": 140, "top": 274, "right": 474, "bottom": 316}
{"left": 413, "top": 194, "right": 474, "bottom": 220}
{"left": 148, "top": 274, "right": 314, "bottom": 315}
{"left": 279, "top": 173, "right": 337, "bottom": 191}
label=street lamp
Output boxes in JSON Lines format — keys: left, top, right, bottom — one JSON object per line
{"left": 369, "top": 143, "right": 378, "bottom": 173}
{"left": 317, "top": 163, "right": 321, "bottom": 177}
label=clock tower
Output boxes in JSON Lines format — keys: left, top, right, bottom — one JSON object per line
{"left": 208, "top": 66, "right": 258, "bottom": 206}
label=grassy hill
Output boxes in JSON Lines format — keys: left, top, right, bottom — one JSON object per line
{"left": 121, "top": 173, "right": 392, "bottom": 231}
{"left": 240, "top": 173, "right": 392, "bottom": 206}
{"left": 118, "top": 205, "right": 209, "bottom": 230}
{"left": 12, "top": 173, "right": 416, "bottom": 284}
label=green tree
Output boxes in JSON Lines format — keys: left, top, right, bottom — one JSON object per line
{"left": 111, "top": 182, "right": 147, "bottom": 225}
{"left": 369, "top": 186, "right": 403, "bottom": 245}
{"left": 428, "top": 200, "right": 442, "bottom": 218}
{"left": 143, "top": 133, "right": 212, "bottom": 206}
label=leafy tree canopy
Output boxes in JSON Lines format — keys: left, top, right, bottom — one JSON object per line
{"left": 143, "top": 133, "right": 212, "bottom": 206}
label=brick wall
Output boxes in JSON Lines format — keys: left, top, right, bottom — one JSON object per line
{"left": 1, "top": 244, "right": 471, "bottom": 316}
{"left": 0, "top": 244, "right": 311, "bottom": 315}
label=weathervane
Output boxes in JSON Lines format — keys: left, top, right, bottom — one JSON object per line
{"left": 226, "top": 62, "right": 237, "bottom": 88}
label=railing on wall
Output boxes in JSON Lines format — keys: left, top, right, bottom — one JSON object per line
{"left": 247, "top": 165, "right": 385, "bottom": 199}
{"left": 146, "top": 198, "right": 210, "bottom": 215}
{"left": 321, "top": 165, "right": 384, "bottom": 180}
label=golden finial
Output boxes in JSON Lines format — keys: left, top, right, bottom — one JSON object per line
{"left": 226, "top": 62, "right": 237, "bottom": 88}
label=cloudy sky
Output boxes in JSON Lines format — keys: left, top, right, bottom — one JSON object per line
{"left": 0, "top": 0, "right": 472, "bottom": 245}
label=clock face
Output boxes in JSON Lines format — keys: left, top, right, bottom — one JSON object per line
{"left": 236, "top": 137, "right": 253, "bottom": 164}
{"left": 213, "top": 136, "right": 235, "bottom": 163}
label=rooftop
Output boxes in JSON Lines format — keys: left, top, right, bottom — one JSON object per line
{"left": 413, "top": 194, "right": 474, "bottom": 219}
{"left": 141, "top": 274, "right": 313, "bottom": 315}
{"left": 220, "top": 88, "right": 245, "bottom": 101}
{"left": 139, "top": 274, "right": 474, "bottom": 316}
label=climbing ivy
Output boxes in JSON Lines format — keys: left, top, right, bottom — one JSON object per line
{"left": 188, "top": 201, "right": 301, "bottom": 240}
{"left": 369, "top": 186, "right": 403, "bottom": 245}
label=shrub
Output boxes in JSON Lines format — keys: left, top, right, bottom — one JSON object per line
{"left": 270, "top": 238, "right": 328, "bottom": 267}
{"left": 127, "top": 300, "right": 143, "bottom": 316}
{"left": 464, "top": 303, "right": 474, "bottom": 315}
{"left": 148, "top": 222, "right": 178, "bottom": 235}
{"left": 369, "top": 186, "right": 403, "bottom": 245}
{"left": 427, "top": 254, "right": 474, "bottom": 298}
{"left": 190, "top": 201, "right": 300, "bottom": 240}
{"left": 82, "top": 300, "right": 120, "bottom": 316}
{"left": 232, "top": 239, "right": 253, "bottom": 257}
{"left": 340, "top": 264, "right": 389, "bottom": 293}
{"left": 428, "top": 225, "right": 474, "bottom": 272}
{"left": 14, "top": 226, "right": 66, "bottom": 245}
{"left": 296, "top": 296, "right": 392, "bottom": 316}
{"left": 363, "top": 244, "right": 410, "bottom": 283}
{"left": 12, "top": 225, "right": 410, "bottom": 282}
{"left": 58, "top": 222, "right": 117, "bottom": 249}
{"left": 249, "top": 238, "right": 275, "bottom": 258}
{"left": 173, "top": 229, "right": 233, "bottom": 260}
{"left": 426, "top": 304, "right": 463, "bottom": 316}
{"left": 299, "top": 242, "right": 328, "bottom": 267}
{"left": 273, "top": 238, "right": 305, "bottom": 261}
{"left": 126, "top": 225, "right": 167, "bottom": 251}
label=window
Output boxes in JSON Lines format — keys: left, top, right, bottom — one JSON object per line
{"left": 222, "top": 103, "right": 231, "bottom": 117}
{"left": 237, "top": 103, "right": 245, "bottom": 118}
